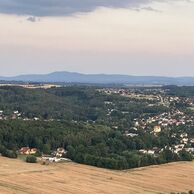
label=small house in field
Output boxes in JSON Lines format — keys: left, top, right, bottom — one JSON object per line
{"left": 30, "top": 148, "right": 38, "bottom": 154}
{"left": 19, "top": 147, "right": 31, "bottom": 155}
{"left": 55, "top": 147, "right": 67, "bottom": 157}
{"left": 19, "top": 147, "right": 38, "bottom": 155}
{"left": 57, "top": 147, "right": 66, "bottom": 154}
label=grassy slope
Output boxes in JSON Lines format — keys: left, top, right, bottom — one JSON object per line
{"left": 0, "top": 157, "right": 193, "bottom": 194}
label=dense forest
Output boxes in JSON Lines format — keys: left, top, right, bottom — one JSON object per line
{"left": 0, "top": 119, "right": 192, "bottom": 169}
{"left": 0, "top": 86, "right": 168, "bottom": 128}
{"left": 0, "top": 86, "right": 193, "bottom": 169}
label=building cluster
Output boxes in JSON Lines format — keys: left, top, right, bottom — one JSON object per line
{"left": 0, "top": 110, "right": 24, "bottom": 120}
{"left": 18, "top": 146, "right": 71, "bottom": 163}
{"left": 41, "top": 147, "right": 70, "bottom": 163}
{"left": 139, "top": 145, "right": 194, "bottom": 156}
{"left": 0, "top": 109, "right": 42, "bottom": 121}
{"left": 99, "top": 88, "right": 163, "bottom": 102}
{"left": 0, "top": 110, "right": 22, "bottom": 120}
{"left": 99, "top": 88, "right": 194, "bottom": 108}
{"left": 99, "top": 88, "right": 194, "bottom": 157}
{"left": 135, "top": 109, "right": 194, "bottom": 130}
{"left": 133, "top": 109, "right": 194, "bottom": 155}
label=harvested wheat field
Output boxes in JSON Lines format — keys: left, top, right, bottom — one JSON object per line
{"left": 0, "top": 157, "right": 193, "bottom": 194}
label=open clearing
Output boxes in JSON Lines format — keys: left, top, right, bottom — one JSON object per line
{"left": 0, "top": 157, "right": 193, "bottom": 194}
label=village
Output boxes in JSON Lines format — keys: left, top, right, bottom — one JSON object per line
{"left": 18, "top": 146, "right": 71, "bottom": 164}
{"left": 99, "top": 87, "right": 194, "bottom": 107}
{"left": 0, "top": 86, "right": 194, "bottom": 163}
{"left": 100, "top": 87, "right": 194, "bottom": 157}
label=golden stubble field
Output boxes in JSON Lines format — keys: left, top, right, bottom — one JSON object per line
{"left": 0, "top": 157, "right": 193, "bottom": 194}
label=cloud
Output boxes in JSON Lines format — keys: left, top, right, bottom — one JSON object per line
{"left": 141, "top": 6, "right": 161, "bottom": 12}
{"left": 0, "top": 0, "right": 151, "bottom": 16}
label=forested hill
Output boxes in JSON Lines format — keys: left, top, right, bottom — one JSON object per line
{"left": 0, "top": 86, "right": 165, "bottom": 123}
{"left": 0, "top": 86, "right": 193, "bottom": 170}
{"left": 1, "top": 85, "right": 193, "bottom": 124}
{"left": 1, "top": 71, "right": 194, "bottom": 85}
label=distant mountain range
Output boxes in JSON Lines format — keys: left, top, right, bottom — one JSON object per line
{"left": 1, "top": 71, "right": 194, "bottom": 86}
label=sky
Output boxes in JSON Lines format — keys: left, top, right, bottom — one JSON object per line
{"left": 0, "top": 0, "right": 194, "bottom": 77}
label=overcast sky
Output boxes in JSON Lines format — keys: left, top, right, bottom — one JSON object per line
{"left": 0, "top": 0, "right": 194, "bottom": 77}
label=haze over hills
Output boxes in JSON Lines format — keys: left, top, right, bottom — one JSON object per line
{"left": 1, "top": 71, "right": 194, "bottom": 85}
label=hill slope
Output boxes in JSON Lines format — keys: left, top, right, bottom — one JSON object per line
{"left": 0, "top": 157, "right": 193, "bottom": 194}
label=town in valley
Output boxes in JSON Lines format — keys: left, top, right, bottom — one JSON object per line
{"left": 0, "top": 85, "right": 193, "bottom": 167}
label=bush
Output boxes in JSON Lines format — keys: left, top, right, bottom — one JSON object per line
{"left": 26, "top": 155, "right": 37, "bottom": 163}
{"left": 0, "top": 145, "right": 17, "bottom": 159}
{"left": 171, "top": 191, "right": 194, "bottom": 194}
{"left": 178, "top": 150, "right": 193, "bottom": 161}
{"left": 34, "top": 150, "right": 42, "bottom": 157}
{"left": 6, "top": 150, "right": 17, "bottom": 158}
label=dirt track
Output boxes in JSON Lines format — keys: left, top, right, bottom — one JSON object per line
{"left": 0, "top": 157, "right": 193, "bottom": 194}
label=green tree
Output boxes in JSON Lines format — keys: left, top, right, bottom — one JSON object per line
{"left": 26, "top": 155, "right": 37, "bottom": 163}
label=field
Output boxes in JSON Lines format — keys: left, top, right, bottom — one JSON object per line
{"left": 0, "top": 157, "right": 193, "bottom": 194}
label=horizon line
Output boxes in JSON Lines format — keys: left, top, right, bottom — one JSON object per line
{"left": 1, "top": 71, "right": 194, "bottom": 78}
